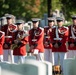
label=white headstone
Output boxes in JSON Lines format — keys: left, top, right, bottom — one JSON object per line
{"left": 0, "top": 66, "right": 1, "bottom": 75}
{"left": 0, "top": 59, "right": 46, "bottom": 75}
{"left": 71, "top": 57, "right": 76, "bottom": 75}
{"left": 25, "top": 56, "right": 36, "bottom": 60}
{"left": 42, "top": 61, "right": 52, "bottom": 75}
{"left": 24, "top": 59, "right": 46, "bottom": 75}
{"left": 63, "top": 58, "right": 75, "bottom": 75}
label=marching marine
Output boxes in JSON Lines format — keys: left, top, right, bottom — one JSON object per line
{"left": 12, "top": 20, "right": 28, "bottom": 63}
{"left": 44, "top": 17, "right": 55, "bottom": 63}
{"left": 67, "top": 15, "right": 76, "bottom": 58}
{"left": 51, "top": 17, "right": 68, "bottom": 72}
{"left": 28, "top": 18, "right": 44, "bottom": 61}
{"left": 1, "top": 15, "right": 17, "bottom": 63}
{"left": 0, "top": 31, "right": 5, "bottom": 62}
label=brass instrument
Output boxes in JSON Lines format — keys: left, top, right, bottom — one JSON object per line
{"left": 11, "top": 30, "right": 28, "bottom": 50}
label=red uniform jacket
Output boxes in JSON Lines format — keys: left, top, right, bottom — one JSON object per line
{"left": 0, "top": 31, "right": 5, "bottom": 55}
{"left": 44, "top": 26, "right": 52, "bottom": 49}
{"left": 68, "top": 25, "right": 76, "bottom": 50}
{"left": 1, "top": 24, "right": 17, "bottom": 49}
{"left": 29, "top": 27, "right": 44, "bottom": 53}
{"left": 13, "top": 30, "right": 28, "bottom": 56}
{"left": 51, "top": 26, "right": 68, "bottom": 52}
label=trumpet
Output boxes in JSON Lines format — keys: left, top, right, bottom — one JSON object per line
{"left": 11, "top": 30, "right": 28, "bottom": 50}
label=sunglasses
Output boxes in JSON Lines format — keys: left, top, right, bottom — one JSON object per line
{"left": 32, "top": 21, "right": 38, "bottom": 23}
{"left": 72, "top": 18, "right": 76, "bottom": 20}
{"left": 7, "top": 18, "right": 11, "bottom": 19}
{"left": 48, "top": 20, "right": 54, "bottom": 22}
{"left": 16, "top": 23, "right": 22, "bottom": 25}
{"left": 57, "top": 20, "right": 62, "bottom": 22}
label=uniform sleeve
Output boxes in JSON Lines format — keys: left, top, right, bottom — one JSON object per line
{"left": 28, "top": 30, "right": 32, "bottom": 46}
{"left": 21, "top": 36, "right": 28, "bottom": 45}
{"left": 62, "top": 27, "right": 69, "bottom": 43}
{"left": 0, "top": 32, "right": 5, "bottom": 45}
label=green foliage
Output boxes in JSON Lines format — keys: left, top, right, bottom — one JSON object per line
{"left": 0, "top": 0, "right": 76, "bottom": 21}
{"left": 61, "top": 0, "right": 76, "bottom": 20}
{"left": 52, "top": 0, "right": 62, "bottom": 11}
{"left": 0, "top": 0, "right": 47, "bottom": 21}
{"left": 51, "top": 0, "right": 76, "bottom": 20}
{"left": 63, "top": 23, "right": 71, "bottom": 27}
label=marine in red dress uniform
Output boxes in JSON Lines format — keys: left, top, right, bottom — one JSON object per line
{"left": 0, "top": 31, "right": 5, "bottom": 62}
{"left": 67, "top": 15, "right": 76, "bottom": 58}
{"left": 1, "top": 15, "right": 17, "bottom": 63}
{"left": 12, "top": 20, "right": 28, "bottom": 63}
{"left": 28, "top": 18, "right": 44, "bottom": 61}
{"left": 44, "top": 17, "right": 55, "bottom": 63}
{"left": 51, "top": 17, "right": 68, "bottom": 71}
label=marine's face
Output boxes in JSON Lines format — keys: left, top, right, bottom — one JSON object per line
{"left": 73, "top": 19, "right": 76, "bottom": 25}
{"left": 33, "top": 21, "right": 39, "bottom": 28}
{"left": 57, "top": 20, "right": 63, "bottom": 27}
{"left": 7, "top": 18, "right": 13, "bottom": 25}
{"left": 48, "top": 21, "right": 54, "bottom": 27}
{"left": 17, "top": 24, "right": 23, "bottom": 30}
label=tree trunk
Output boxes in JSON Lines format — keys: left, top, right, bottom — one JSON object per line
{"left": 47, "top": 0, "right": 52, "bottom": 17}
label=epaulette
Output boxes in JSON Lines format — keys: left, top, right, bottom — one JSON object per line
{"left": 39, "top": 27, "right": 44, "bottom": 31}
{"left": 34, "top": 27, "right": 44, "bottom": 36}
{"left": 63, "top": 26, "right": 68, "bottom": 30}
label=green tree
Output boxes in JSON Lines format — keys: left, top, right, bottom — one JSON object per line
{"left": 0, "top": 0, "right": 75, "bottom": 21}
{"left": 0, "top": 0, "right": 47, "bottom": 21}
{"left": 61, "top": 0, "right": 76, "bottom": 20}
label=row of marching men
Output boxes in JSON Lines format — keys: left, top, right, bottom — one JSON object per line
{"left": 0, "top": 15, "right": 76, "bottom": 68}
{"left": 28, "top": 15, "right": 76, "bottom": 73}
{"left": 44, "top": 15, "right": 76, "bottom": 73}
{"left": 0, "top": 15, "right": 28, "bottom": 63}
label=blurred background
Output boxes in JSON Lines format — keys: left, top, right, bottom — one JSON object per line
{"left": 0, "top": 0, "right": 76, "bottom": 21}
